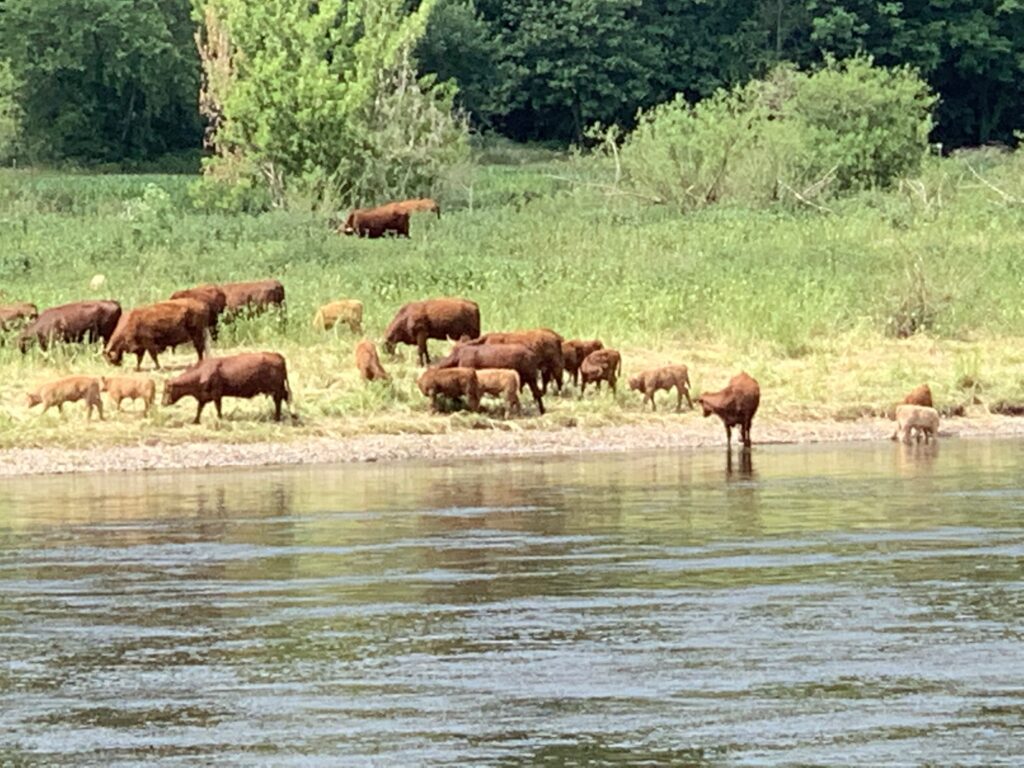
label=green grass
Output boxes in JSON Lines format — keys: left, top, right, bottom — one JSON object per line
{"left": 2, "top": 146, "right": 1024, "bottom": 448}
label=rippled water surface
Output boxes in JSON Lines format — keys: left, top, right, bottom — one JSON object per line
{"left": 3, "top": 440, "right": 1024, "bottom": 766}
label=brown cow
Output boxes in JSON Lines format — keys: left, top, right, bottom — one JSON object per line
{"left": 433, "top": 343, "right": 545, "bottom": 414}
{"left": 697, "top": 372, "right": 761, "bottom": 448}
{"left": 170, "top": 284, "right": 227, "bottom": 340}
{"left": 355, "top": 340, "right": 389, "bottom": 382}
{"left": 562, "top": 339, "right": 604, "bottom": 387}
{"left": 580, "top": 348, "right": 622, "bottom": 395}
{"left": 104, "top": 300, "right": 208, "bottom": 370}
{"left": 629, "top": 365, "right": 693, "bottom": 412}
{"left": 0, "top": 302, "right": 38, "bottom": 331}
{"left": 392, "top": 198, "right": 441, "bottom": 218}
{"left": 341, "top": 204, "right": 410, "bottom": 238}
{"left": 903, "top": 383, "right": 933, "bottom": 408}
{"left": 384, "top": 297, "right": 480, "bottom": 365}
{"left": 26, "top": 376, "right": 103, "bottom": 420}
{"left": 476, "top": 368, "right": 522, "bottom": 418}
{"left": 18, "top": 300, "right": 122, "bottom": 353}
{"left": 101, "top": 376, "right": 157, "bottom": 415}
{"left": 162, "top": 352, "right": 292, "bottom": 424}
{"left": 468, "top": 328, "right": 564, "bottom": 393}
{"left": 417, "top": 367, "right": 480, "bottom": 413}
{"left": 219, "top": 280, "right": 286, "bottom": 317}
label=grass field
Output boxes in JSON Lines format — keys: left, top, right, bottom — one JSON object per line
{"left": 2, "top": 146, "right": 1024, "bottom": 450}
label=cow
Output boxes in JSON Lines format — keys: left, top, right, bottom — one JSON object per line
{"left": 219, "top": 279, "right": 286, "bottom": 317}
{"left": 392, "top": 198, "right": 441, "bottom": 218}
{"left": 170, "top": 284, "right": 227, "bottom": 340}
{"left": 101, "top": 376, "right": 157, "bottom": 415}
{"left": 891, "top": 404, "right": 940, "bottom": 443}
{"left": 417, "top": 367, "right": 481, "bottom": 413}
{"left": 579, "top": 348, "right": 622, "bottom": 396}
{"left": 562, "top": 339, "right": 604, "bottom": 387}
{"left": 0, "top": 302, "right": 37, "bottom": 331}
{"left": 903, "top": 383, "right": 933, "bottom": 408}
{"left": 104, "top": 299, "right": 208, "bottom": 370}
{"left": 314, "top": 300, "right": 363, "bottom": 333}
{"left": 355, "top": 340, "right": 389, "bottom": 382}
{"left": 433, "top": 342, "right": 545, "bottom": 414}
{"left": 475, "top": 368, "right": 522, "bottom": 418}
{"left": 162, "top": 352, "right": 292, "bottom": 424}
{"left": 628, "top": 364, "right": 693, "bottom": 412}
{"left": 26, "top": 376, "right": 104, "bottom": 420}
{"left": 697, "top": 372, "right": 761, "bottom": 448}
{"left": 341, "top": 204, "right": 410, "bottom": 238}
{"left": 383, "top": 297, "right": 480, "bottom": 365}
{"left": 18, "top": 300, "right": 122, "bottom": 353}
{"left": 467, "top": 328, "right": 565, "bottom": 393}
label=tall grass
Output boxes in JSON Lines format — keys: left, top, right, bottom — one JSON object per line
{"left": 1, "top": 147, "right": 1024, "bottom": 447}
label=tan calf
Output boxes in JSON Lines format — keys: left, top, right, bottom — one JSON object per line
{"left": 101, "top": 376, "right": 156, "bottom": 415}
{"left": 26, "top": 376, "right": 104, "bottom": 420}
{"left": 314, "top": 300, "right": 364, "bottom": 333}
{"left": 891, "top": 404, "right": 940, "bottom": 443}
{"left": 628, "top": 364, "right": 693, "bottom": 412}
{"left": 417, "top": 367, "right": 481, "bottom": 413}
{"left": 475, "top": 368, "right": 521, "bottom": 418}
{"left": 354, "top": 340, "right": 389, "bottom": 382}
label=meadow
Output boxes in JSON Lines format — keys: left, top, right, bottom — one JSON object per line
{"left": 2, "top": 145, "right": 1024, "bottom": 451}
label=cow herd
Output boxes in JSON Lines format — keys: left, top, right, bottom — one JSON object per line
{"left": 1, "top": 280, "right": 942, "bottom": 447}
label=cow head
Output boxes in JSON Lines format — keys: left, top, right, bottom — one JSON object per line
{"left": 628, "top": 375, "right": 642, "bottom": 392}
{"left": 25, "top": 392, "right": 40, "bottom": 408}
{"left": 103, "top": 346, "right": 124, "bottom": 366}
{"left": 162, "top": 380, "right": 183, "bottom": 407}
{"left": 697, "top": 395, "right": 714, "bottom": 417}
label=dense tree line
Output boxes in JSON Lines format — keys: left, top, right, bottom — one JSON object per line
{"left": 0, "top": 0, "right": 1020, "bottom": 163}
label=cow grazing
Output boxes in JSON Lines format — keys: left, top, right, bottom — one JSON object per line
{"left": 562, "top": 339, "right": 604, "bottom": 387}
{"left": 104, "top": 299, "right": 209, "bottom": 370}
{"left": 891, "top": 404, "right": 940, "bottom": 443}
{"left": 903, "top": 383, "right": 933, "bottom": 408}
{"left": 26, "top": 376, "right": 103, "bottom": 420}
{"left": 433, "top": 342, "right": 545, "bottom": 414}
{"left": 384, "top": 297, "right": 480, "bottom": 365}
{"left": 392, "top": 198, "right": 441, "bottom": 218}
{"left": 162, "top": 352, "right": 292, "bottom": 424}
{"left": 355, "top": 340, "right": 389, "bottom": 382}
{"left": 476, "top": 368, "right": 522, "bottom": 418}
{"left": 629, "top": 364, "right": 693, "bottom": 412}
{"left": 314, "top": 300, "right": 363, "bottom": 333}
{"left": 341, "top": 204, "right": 410, "bottom": 238}
{"left": 219, "top": 280, "right": 286, "bottom": 317}
{"left": 579, "top": 348, "right": 622, "bottom": 396}
{"left": 468, "top": 328, "right": 565, "bottom": 393}
{"left": 101, "top": 376, "right": 157, "bottom": 415}
{"left": 697, "top": 372, "right": 761, "bottom": 448}
{"left": 18, "top": 300, "right": 122, "bottom": 353}
{"left": 0, "top": 302, "right": 38, "bottom": 331}
{"left": 417, "top": 367, "right": 481, "bottom": 413}
{"left": 170, "top": 284, "right": 227, "bottom": 340}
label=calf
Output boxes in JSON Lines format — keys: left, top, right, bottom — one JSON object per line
{"left": 341, "top": 204, "right": 411, "bottom": 238}
{"left": 629, "top": 364, "right": 693, "bottom": 412}
{"left": 162, "top": 352, "right": 292, "bottom": 424}
{"left": 314, "top": 300, "right": 363, "bottom": 333}
{"left": 563, "top": 339, "right": 604, "bottom": 387}
{"left": 417, "top": 367, "right": 481, "bottom": 413}
{"left": 26, "top": 376, "right": 103, "bottom": 420}
{"left": 579, "top": 348, "right": 622, "bottom": 396}
{"left": 433, "top": 342, "right": 545, "bottom": 414}
{"left": 903, "top": 383, "right": 933, "bottom": 408}
{"left": 475, "top": 368, "right": 521, "bottom": 418}
{"left": 101, "top": 376, "right": 157, "bottom": 415}
{"left": 0, "top": 302, "right": 37, "bottom": 331}
{"left": 697, "top": 372, "right": 761, "bottom": 448}
{"left": 891, "top": 404, "right": 940, "bottom": 443}
{"left": 355, "top": 340, "right": 389, "bottom": 382}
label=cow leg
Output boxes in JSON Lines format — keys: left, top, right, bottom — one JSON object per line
{"left": 579, "top": 380, "right": 586, "bottom": 399}
{"left": 647, "top": 392, "right": 655, "bottom": 412}
{"left": 417, "top": 332, "right": 429, "bottom": 366}
{"left": 684, "top": 386, "right": 694, "bottom": 410}
{"left": 57, "top": 403, "right": 63, "bottom": 416}
{"left": 96, "top": 399, "right": 104, "bottom": 421}
{"left": 273, "top": 396, "right": 283, "bottom": 421}
{"left": 742, "top": 420, "right": 752, "bottom": 447}
{"left": 194, "top": 401, "right": 206, "bottom": 424}
{"left": 527, "top": 380, "right": 545, "bottom": 415}
{"left": 610, "top": 375, "right": 617, "bottom": 394}
{"left": 675, "top": 387, "right": 683, "bottom": 413}
{"left": 725, "top": 423, "right": 732, "bottom": 447}
{"left": 215, "top": 398, "right": 223, "bottom": 420}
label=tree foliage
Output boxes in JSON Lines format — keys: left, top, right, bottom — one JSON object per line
{"left": 195, "top": 0, "right": 467, "bottom": 208}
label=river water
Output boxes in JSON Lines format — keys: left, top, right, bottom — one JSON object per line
{"left": 2, "top": 440, "right": 1023, "bottom": 766}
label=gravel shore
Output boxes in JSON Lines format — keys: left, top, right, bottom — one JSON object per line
{"left": 3, "top": 414, "right": 1024, "bottom": 477}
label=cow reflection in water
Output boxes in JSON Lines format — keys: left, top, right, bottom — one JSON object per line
{"left": 726, "top": 447, "right": 755, "bottom": 479}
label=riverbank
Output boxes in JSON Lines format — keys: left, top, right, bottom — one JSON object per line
{"left": 3, "top": 412, "right": 1024, "bottom": 477}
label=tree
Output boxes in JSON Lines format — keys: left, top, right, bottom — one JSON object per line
{"left": 195, "top": 0, "right": 467, "bottom": 207}
{"left": 0, "top": 0, "right": 201, "bottom": 162}
{"left": 0, "top": 59, "right": 20, "bottom": 161}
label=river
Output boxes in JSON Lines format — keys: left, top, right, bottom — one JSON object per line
{"left": 2, "top": 440, "right": 1023, "bottom": 766}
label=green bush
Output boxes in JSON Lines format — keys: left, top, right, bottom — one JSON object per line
{"left": 619, "top": 56, "right": 935, "bottom": 211}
